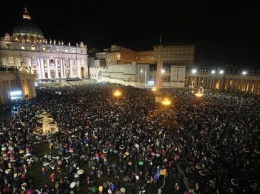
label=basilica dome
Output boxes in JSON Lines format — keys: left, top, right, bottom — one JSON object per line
{"left": 12, "top": 7, "right": 44, "bottom": 42}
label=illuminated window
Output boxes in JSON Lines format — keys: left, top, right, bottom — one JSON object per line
{"left": 8, "top": 57, "right": 14, "bottom": 64}
{"left": 65, "top": 49, "right": 68, "bottom": 53}
{"left": 21, "top": 46, "right": 25, "bottom": 50}
{"left": 42, "top": 47, "right": 46, "bottom": 51}
{"left": 31, "top": 46, "right": 35, "bottom": 50}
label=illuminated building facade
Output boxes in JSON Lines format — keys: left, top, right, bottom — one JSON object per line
{"left": 0, "top": 7, "right": 88, "bottom": 80}
{"left": 0, "top": 67, "right": 36, "bottom": 103}
{"left": 104, "top": 44, "right": 195, "bottom": 66}
{"left": 186, "top": 70, "right": 260, "bottom": 94}
{"left": 0, "top": 6, "right": 88, "bottom": 103}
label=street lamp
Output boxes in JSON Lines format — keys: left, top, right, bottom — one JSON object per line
{"left": 162, "top": 98, "right": 171, "bottom": 107}
{"left": 113, "top": 90, "right": 122, "bottom": 104}
{"left": 191, "top": 69, "right": 197, "bottom": 74}
{"left": 161, "top": 98, "right": 171, "bottom": 121}
{"left": 152, "top": 87, "right": 157, "bottom": 92}
{"left": 195, "top": 91, "right": 203, "bottom": 97}
{"left": 242, "top": 71, "right": 247, "bottom": 75}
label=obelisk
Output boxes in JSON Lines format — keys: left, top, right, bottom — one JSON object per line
{"left": 155, "top": 35, "right": 163, "bottom": 103}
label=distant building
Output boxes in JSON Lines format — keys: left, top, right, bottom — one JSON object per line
{"left": 104, "top": 44, "right": 195, "bottom": 66}
{"left": 90, "top": 44, "right": 194, "bottom": 88}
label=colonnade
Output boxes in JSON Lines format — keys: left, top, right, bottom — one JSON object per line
{"left": 0, "top": 72, "right": 36, "bottom": 103}
{"left": 23, "top": 56, "right": 85, "bottom": 79}
{"left": 187, "top": 74, "right": 260, "bottom": 94}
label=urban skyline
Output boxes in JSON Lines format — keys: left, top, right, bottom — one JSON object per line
{"left": 1, "top": 0, "right": 259, "bottom": 68}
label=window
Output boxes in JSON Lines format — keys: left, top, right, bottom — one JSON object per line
{"left": 31, "top": 46, "right": 35, "bottom": 50}
{"left": 8, "top": 57, "right": 14, "bottom": 64}
{"left": 65, "top": 49, "right": 68, "bottom": 53}
{"left": 21, "top": 46, "right": 25, "bottom": 50}
{"left": 42, "top": 47, "right": 46, "bottom": 51}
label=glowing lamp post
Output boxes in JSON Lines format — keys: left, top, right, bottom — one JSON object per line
{"left": 161, "top": 98, "right": 171, "bottom": 120}
{"left": 162, "top": 98, "right": 171, "bottom": 107}
{"left": 152, "top": 87, "right": 157, "bottom": 92}
{"left": 195, "top": 91, "right": 203, "bottom": 97}
{"left": 113, "top": 90, "right": 122, "bottom": 104}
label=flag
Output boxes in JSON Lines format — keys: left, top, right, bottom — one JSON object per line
{"left": 160, "top": 169, "right": 167, "bottom": 176}
{"left": 153, "top": 167, "right": 160, "bottom": 182}
{"left": 149, "top": 176, "right": 154, "bottom": 183}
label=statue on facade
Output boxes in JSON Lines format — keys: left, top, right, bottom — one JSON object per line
{"left": 20, "top": 61, "right": 30, "bottom": 73}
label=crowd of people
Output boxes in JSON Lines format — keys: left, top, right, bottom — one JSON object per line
{"left": 0, "top": 83, "right": 259, "bottom": 194}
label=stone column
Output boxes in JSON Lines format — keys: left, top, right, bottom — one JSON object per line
{"left": 40, "top": 58, "right": 45, "bottom": 79}
{"left": 37, "top": 57, "right": 42, "bottom": 78}
{"left": 248, "top": 80, "right": 252, "bottom": 94}
{"left": 60, "top": 58, "right": 63, "bottom": 78}
{"left": 69, "top": 59, "right": 73, "bottom": 77}
{"left": 77, "top": 59, "right": 81, "bottom": 78}
{"left": 0, "top": 80, "right": 4, "bottom": 103}
{"left": 255, "top": 80, "right": 259, "bottom": 94}
{"left": 55, "top": 58, "right": 59, "bottom": 78}
{"left": 205, "top": 77, "right": 209, "bottom": 89}
{"left": 63, "top": 58, "right": 66, "bottom": 78}
{"left": 7, "top": 80, "right": 11, "bottom": 100}
{"left": 47, "top": 58, "right": 51, "bottom": 78}
{"left": 28, "top": 57, "right": 32, "bottom": 74}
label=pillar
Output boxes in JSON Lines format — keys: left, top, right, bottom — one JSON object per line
{"left": 55, "top": 58, "right": 59, "bottom": 78}
{"left": 47, "top": 58, "right": 51, "bottom": 78}
{"left": 155, "top": 45, "right": 163, "bottom": 90}
{"left": 0, "top": 81, "right": 4, "bottom": 103}
{"left": 69, "top": 59, "right": 73, "bottom": 77}
{"left": 77, "top": 59, "right": 81, "bottom": 78}
{"left": 37, "top": 57, "right": 42, "bottom": 78}
{"left": 60, "top": 58, "right": 64, "bottom": 78}
{"left": 40, "top": 58, "right": 45, "bottom": 79}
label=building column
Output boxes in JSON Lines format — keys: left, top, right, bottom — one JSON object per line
{"left": 248, "top": 80, "right": 253, "bottom": 94}
{"left": 198, "top": 77, "right": 201, "bottom": 87}
{"left": 47, "top": 58, "right": 51, "bottom": 78}
{"left": 37, "top": 57, "right": 42, "bottom": 79}
{"left": 60, "top": 58, "right": 63, "bottom": 78}
{"left": 7, "top": 80, "right": 12, "bottom": 100}
{"left": 256, "top": 81, "right": 260, "bottom": 95}
{"left": 63, "top": 58, "right": 66, "bottom": 78}
{"left": 77, "top": 59, "right": 81, "bottom": 78}
{"left": 0, "top": 81, "right": 4, "bottom": 103}
{"left": 69, "top": 59, "right": 73, "bottom": 77}
{"left": 55, "top": 58, "right": 59, "bottom": 78}
{"left": 28, "top": 57, "right": 32, "bottom": 74}
{"left": 40, "top": 58, "right": 45, "bottom": 79}
{"left": 226, "top": 78, "right": 229, "bottom": 90}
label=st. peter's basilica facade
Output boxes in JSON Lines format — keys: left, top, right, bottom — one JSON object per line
{"left": 0, "top": 7, "right": 88, "bottom": 80}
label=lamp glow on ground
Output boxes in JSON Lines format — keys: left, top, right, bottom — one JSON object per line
{"left": 161, "top": 98, "right": 171, "bottom": 121}
{"left": 195, "top": 91, "right": 204, "bottom": 97}
{"left": 162, "top": 98, "right": 171, "bottom": 106}
{"left": 113, "top": 90, "right": 122, "bottom": 103}
{"left": 152, "top": 87, "right": 157, "bottom": 92}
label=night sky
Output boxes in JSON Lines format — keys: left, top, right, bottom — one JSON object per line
{"left": 1, "top": 0, "right": 260, "bottom": 68}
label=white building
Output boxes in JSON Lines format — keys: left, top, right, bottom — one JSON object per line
{"left": 0, "top": 7, "right": 88, "bottom": 81}
{"left": 90, "top": 63, "right": 186, "bottom": 88}
{"left": 89, "top": 44, "right": 190, "bottom": 88}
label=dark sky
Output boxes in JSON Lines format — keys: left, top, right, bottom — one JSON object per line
{"left": 1, "top": 0, "right": 260, "bottom": 68}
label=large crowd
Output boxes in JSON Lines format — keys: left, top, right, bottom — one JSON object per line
{"left": 0, "top": 83, "right": 259, "bottom": 194}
